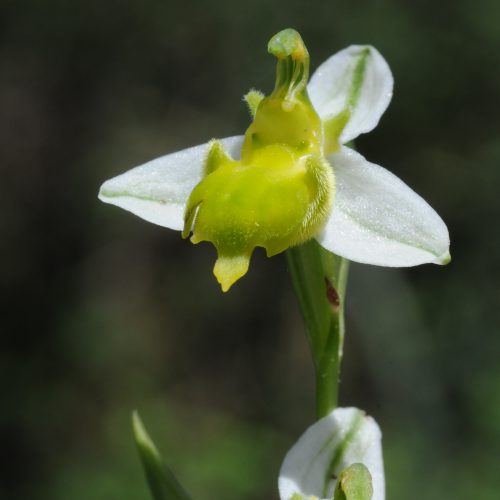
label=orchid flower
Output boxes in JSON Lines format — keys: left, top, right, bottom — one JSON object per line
{"left": 279, "top": 407, "right": 384, "bottom": 500}
{"left": 99, "top": 29, "right": 450, "bottom": 291}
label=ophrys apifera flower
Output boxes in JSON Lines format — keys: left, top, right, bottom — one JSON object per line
{"left": 99, "top": 29, "right": 450, "bottom": 291}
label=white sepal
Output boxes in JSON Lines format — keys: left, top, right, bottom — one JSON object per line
{"left": 317, "top": 147, "right": 450, "bottom": 267}
{"left": 279, "top": 407, "right": 384, "bottom": 500}
{"left": 308, "top": 45, "right": 393, "bottom": 144}
{"left": 98, "top": 136, "right": 244, "bottom": 230}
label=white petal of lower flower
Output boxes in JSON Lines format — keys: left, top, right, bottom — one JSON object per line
{"left": 317, "top": 147, "right": 450, "bottom": 267}
{"left": 308, "top": 45, "right": 393, "bottom": 144}
{"left": 98, "top": 136, "right": 244, "bottom": 231}
{"left": 279, "top": 407, "right": 384, "bottom": 500}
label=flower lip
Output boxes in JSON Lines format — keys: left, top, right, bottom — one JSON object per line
{"left": 181, "top": 140, "right": 334, "bottom": 292}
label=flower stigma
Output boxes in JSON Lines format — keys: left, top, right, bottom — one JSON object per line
{"left": 182, "top": 29, "right": 335, "bottom": 291}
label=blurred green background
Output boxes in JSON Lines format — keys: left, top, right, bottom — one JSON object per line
{"left": 1, "top": 0, "right": 499, "bottom": 499}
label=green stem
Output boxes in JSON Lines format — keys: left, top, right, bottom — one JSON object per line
{"left": 286, "top": 240, "right": 350, "bottom": 419}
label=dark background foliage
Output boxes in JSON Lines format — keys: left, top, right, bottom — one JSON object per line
{"left": 1, "top": 0, "right": 499, "bottom": 499}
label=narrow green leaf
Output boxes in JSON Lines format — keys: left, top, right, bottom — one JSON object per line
{"left": 132, "top": 411, "right": 192, "bottom": 500}
{"left": 333, "top": 463, "right": 373, "bottom": 500}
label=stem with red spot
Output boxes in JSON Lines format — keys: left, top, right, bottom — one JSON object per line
{"left": 286, "top": 240, "right": 350, "bottom": 419}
